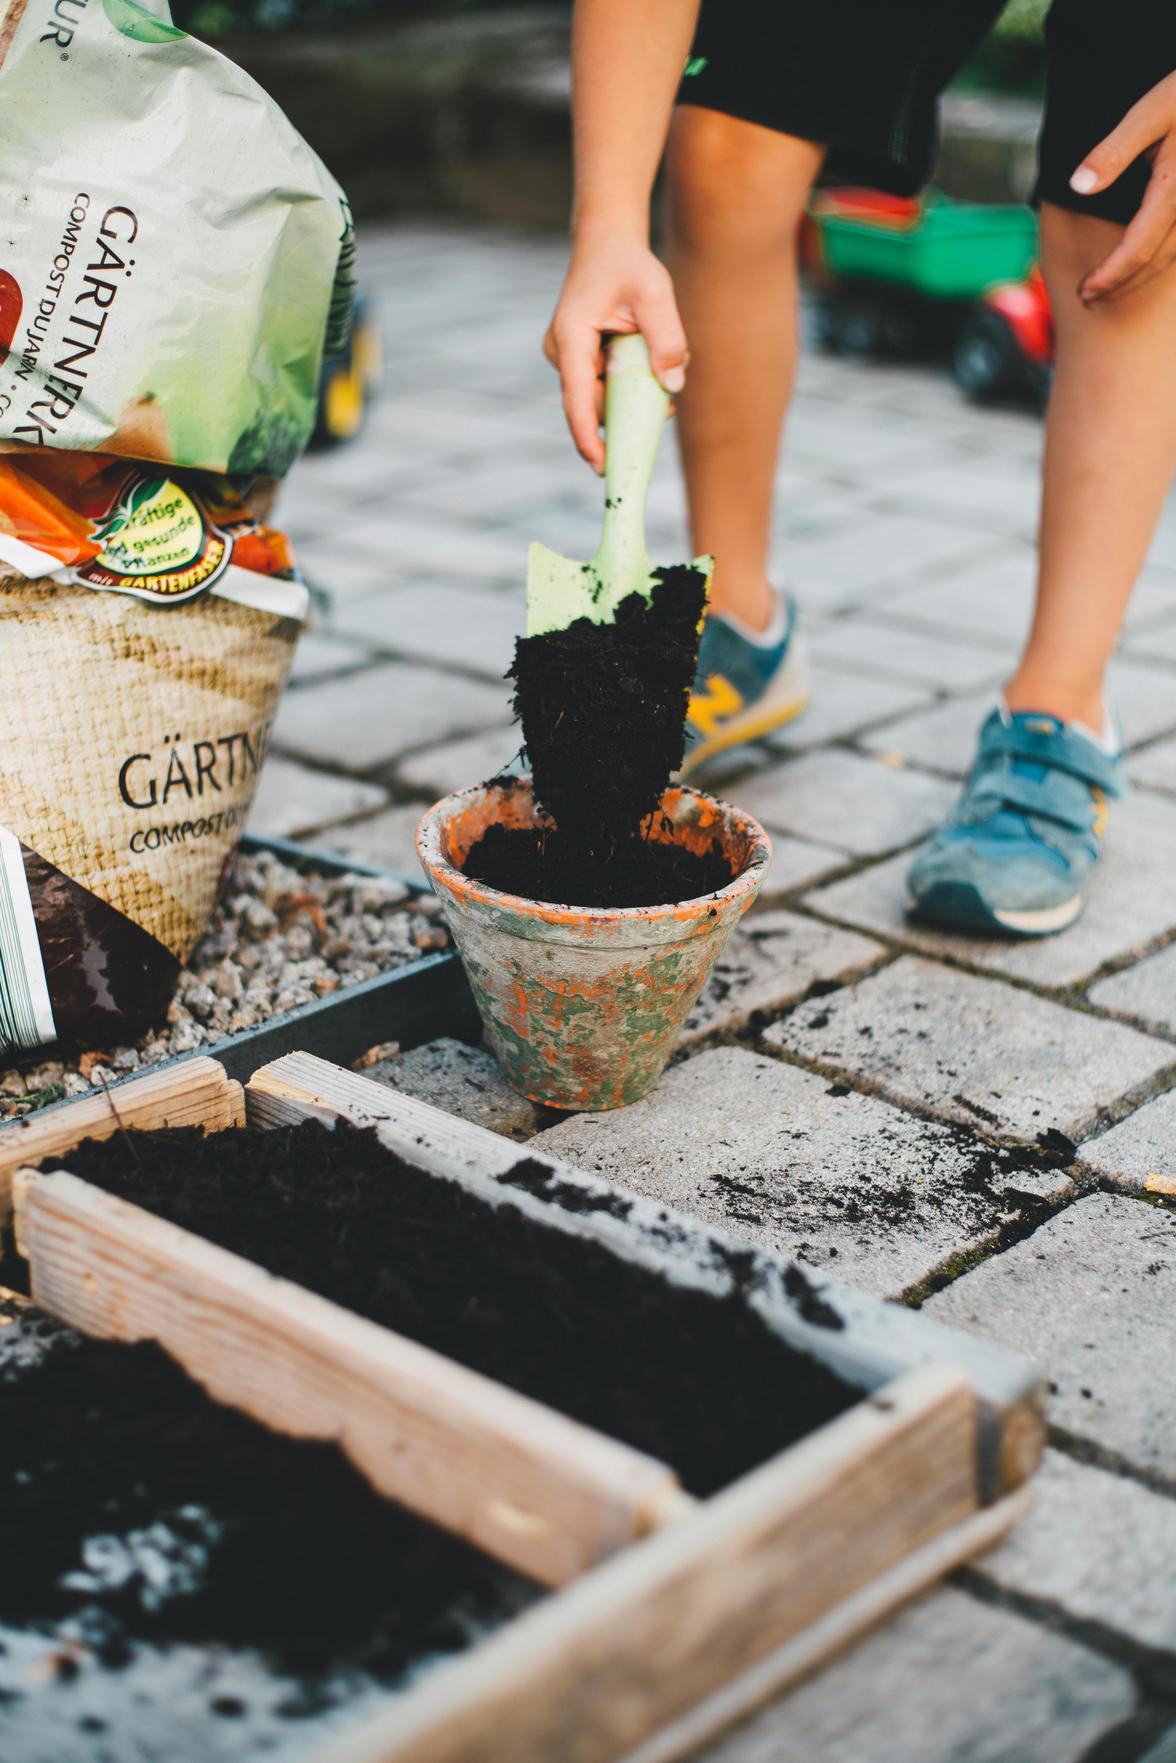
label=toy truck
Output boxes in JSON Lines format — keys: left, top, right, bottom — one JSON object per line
{"left": 801, "top": 188, "right": 1054, "bottom": 405}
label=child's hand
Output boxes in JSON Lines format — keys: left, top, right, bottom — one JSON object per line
{"left": 544, "top": 228, "right": 688, "bottom": 472}
{"left": 1071, "top": 70, "right": 1176, "bottom": 303}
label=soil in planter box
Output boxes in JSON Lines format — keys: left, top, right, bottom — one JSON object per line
{"left": 60, "top": 1120, "right": 859, "bottom": 1497}
{"left": 0, "top": 1315, "right": 531, "bottom": 1696}
{"left": 467, "top": 567, "right": 728, "bottom": 910}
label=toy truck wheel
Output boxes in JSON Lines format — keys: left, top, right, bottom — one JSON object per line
{"left": 952, "top": 307, "right": 1024, "bottom": 403}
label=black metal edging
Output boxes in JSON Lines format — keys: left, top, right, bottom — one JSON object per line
{"left": 1, "top": 835, "right": 478, "bottom": 1130}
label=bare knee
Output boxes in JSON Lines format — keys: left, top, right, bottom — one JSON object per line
{"left": 666, "top": 108, "right": 821, "bottom": 256}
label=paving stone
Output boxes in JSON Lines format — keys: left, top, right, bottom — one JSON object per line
{"left": 1090, "top": 939, "right": 1176, "bottom": 1031}
{"left": 1081, "top": 1090, "right": 1176, "bottom": 1192}
{"left": 782, "top": 513, "right": 992, "bottom": 613}
{"left": 876, "top": 455, "right": 1043, "bottom": 535}
{"left": 322, "top": 804, "right": 429, "bottom": 882}
{"left": 927, "top": 1193, "right": 1176, "bottom": 1481}
{"left": 680, "top": 910, "right": 884, "bottom": 1047}
{"left": 363, "top": 1038, "right": 543, "bottom": 1141}
{"left": 977, "top": 1448, "right": 1176, "bottom": 1651}
{"left": 765, "top": 957, "right": 1174, "bottom": 1140}
{"left": 538, "top": 1046, "right": 1058, "bottom": 1297}
{"left": 761, "top": 665, "right": 930, "bottom": 754}
{"left": 811, "top": 614, "right": 1008, "bottom": 692}
{"left": 245, "top": 758, "right": 387, "bottom": 840}
{"left": 396, "top": 725, "right": 523, "bottom": 797}
{"left": 697, "top": 1585, "right": 1131, "bottom": 1763}
{"left": 863, "top": 657, "right": 1176, "bottom": 774}
{"left": 340, "top": 511, "right": 524, "bottom": 582}
{"left": 737, "top": 751, "right": 957, "bottom": 856}
{"left": 272, "top": 664, "right": 507, "bottom": 771}
{"left": 288, "top": 631, "right": 373, "bottom": 684}
{"left": 1130, "top": 732, "right": 1176, "bottom": 794}
{"left": 753, "top": 833, "right": 851, "bottom": 899}
{"left": 806, "top": 791, "right": 1176, "bottom": 989}
{"left": 883, "top": 550, "right": 1176, "bottom": 649}
{"left": 332, "top": 581, "right": 523, "bottom": 680}
{"left": 1139, "top": 1730, "right": 1176, "bottom": 1763}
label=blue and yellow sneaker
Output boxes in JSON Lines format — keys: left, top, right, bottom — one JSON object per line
{"left": 907, "top": 707, "right": 1124, "bottom": 937}
{"left": 680, "top": 591, "right": 809, "bottom": 776}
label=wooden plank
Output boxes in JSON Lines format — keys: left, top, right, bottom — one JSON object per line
{"left": 617, "top": 1487, "right": 1030, "bottom": 1763}
{"left": 246, "top": 1053, "right": 1045, "bottom": 1501}
{"left": 13, "top": 1169, "right": 691, "bottom": 1588}
{"left": 0, "top": 1056, "right": 242, "bottom": 1229}
{"left": 320, "top": 1366, "right": 979, "bottom": 1763}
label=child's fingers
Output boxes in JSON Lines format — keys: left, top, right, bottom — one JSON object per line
{"left": 553, "top": 324, "right": 607, "bottom": 473}
{"left": 1079, "top": 155, "right": 1176, "bottom": 300}
{"left": 634, "top": 276, "right": 689, "bottom": 396}
{"left": 1070, "top": 82, "right": 1169, "bottom": 196}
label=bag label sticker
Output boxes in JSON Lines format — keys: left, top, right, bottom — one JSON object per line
{"left": 74, "top": 474, "right": 231, "bottom": 603}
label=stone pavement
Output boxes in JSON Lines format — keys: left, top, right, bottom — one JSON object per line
{"left": 257, "top": 224, "right": 1176, "bottom": 1762}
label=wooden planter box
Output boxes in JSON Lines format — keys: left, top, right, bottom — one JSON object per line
{"left": 5, "top": 1052, "right": 1044, "bottom": 1763}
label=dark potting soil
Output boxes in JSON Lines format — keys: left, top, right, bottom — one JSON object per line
{"left": 60, "top": 1121, "right": 859, "bottom": 1498}
{"left": 0, "top": 1326, "right": 528, "bottom": 1687}
{"left": 497, "top": 565, "right": 716, "bottom": 907}
{"left": 462, "top": 819, "right": 732, "bottom": 910}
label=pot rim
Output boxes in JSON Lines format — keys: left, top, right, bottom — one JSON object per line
{"left": 416, "top": 779, "right": 771, "bottom": 933}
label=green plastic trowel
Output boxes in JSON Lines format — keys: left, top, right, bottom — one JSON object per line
{"left": 526, "top": 333, "right": 712, "bottom": 638}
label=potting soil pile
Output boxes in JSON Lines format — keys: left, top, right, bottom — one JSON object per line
{"left": 0, "top": 1309, "right": 533, "bottom": 1744}
{"left": 0, "top": 0, "right": 353, "bottom": 1058}
{"left": 466, "top": 565, "right": 730, "bottom": 909}
{"left": 58, "top": 1119, "right": 859, "bottom": 1496}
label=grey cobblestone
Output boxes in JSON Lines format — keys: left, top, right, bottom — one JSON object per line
{"left": 696, "top": 1586, "right": 1132, "bottom": 1763}
{"left": 324, "top": 804, "right": 429, "bottom": 881}
{"left": 1081, "top": 1091, "right": 1176, "bottom": 1192}
{"left": 679, "top": 910, "right": 884, "bottom": 1046}
{"left": 804, "top": 790, "right": 1176, "bottom": 990}
{"left": 927, "top": 1194, "right": 1176, "bottom": 1481}
{"left": 765, "top": 956, "right": 1174, "bottom": 1139}
{"left": 272, "top": 662, "right": 507, "bottom": 771}
{"left": 977, "top": 1447, "right": 1176, "bottom": 1650}
{"left": 537, "top": 1046, "right": 1061, "bottom": 1297}
{"left": 1090, "top": 939, "right": 1176, "bottom": 1031}
{"left": 737, "top": 750, "right": 957, "bottom": 856}
{"left": 245, "top": 757, "right": 387, "bottom": 840}
{"left": 364, "top": 1037, "right": 544, "bottom": 1140}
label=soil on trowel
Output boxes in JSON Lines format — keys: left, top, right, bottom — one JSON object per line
{"left": 463, "top": 818, "right": 732, "bottom": 910}
{"left": 0, "top": 1324, "right": 529, "bottom": 1687}
{"left": 478, "top": 565, "right": 723, "bottom": 909}
{"left": 60, "top": 1120, "right": 859, "bottom": 1497}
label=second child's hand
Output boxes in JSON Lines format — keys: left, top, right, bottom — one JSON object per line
{"left": 543, "top": 228, "right": 688, "bottom": 474}
{"left": 1071, "top": 69, "right": 1176, "bottom": 304}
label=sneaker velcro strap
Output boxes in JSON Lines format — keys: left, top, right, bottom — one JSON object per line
{"left": 977, "top": 721, "right": 1123, "bottom": 797}
{"left": 965, "top": 773, "right": 1099, "bottom": 835}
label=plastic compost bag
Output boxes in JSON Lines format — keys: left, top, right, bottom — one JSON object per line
{"left": 0, "top": 0, "right": 355, "bottom": 476}
{"left": 0, "top": 0, "right": 350, "bottom": 1056}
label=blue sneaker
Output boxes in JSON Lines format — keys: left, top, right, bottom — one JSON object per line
{"left": 907, "top": 708, "right": 1124, "bottom": 937}
{"left": 680, "top": 592, "right": 809, "bottom": 775}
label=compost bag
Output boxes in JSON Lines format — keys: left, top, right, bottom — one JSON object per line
{"left": 0, "top": 0, "right": 355, "bottom": 476}
{"left": 0, "top": 0, "right": 346, "bottom": 1054}
{"left": 0, "top": 455, "right": 308, "bottom": 1053}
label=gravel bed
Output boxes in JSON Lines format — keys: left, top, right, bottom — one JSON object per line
{"left": 0, "top": 849, "right": 449, "bottom": 1121}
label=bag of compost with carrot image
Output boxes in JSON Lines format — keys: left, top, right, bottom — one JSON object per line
{"left": 0, "top": 454, "right": 309, "bottom": 1054}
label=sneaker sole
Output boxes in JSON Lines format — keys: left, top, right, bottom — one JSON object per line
{"left": 907, "top": 881, "right": 1084, "bottom": 939}
{"left": 679, "top": 634, "right": 810, "bottom": 778}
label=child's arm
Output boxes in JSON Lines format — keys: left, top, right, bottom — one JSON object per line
{"left": 544, "top": 0, "right": 700, "bottom": 471}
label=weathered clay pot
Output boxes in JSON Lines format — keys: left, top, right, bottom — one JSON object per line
{"left": 416, "top": 778, "right": 770, "bottom": 1111}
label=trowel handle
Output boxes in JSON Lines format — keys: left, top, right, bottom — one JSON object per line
{"left": 597, "top": 332, "right": 669, "bottom": 589}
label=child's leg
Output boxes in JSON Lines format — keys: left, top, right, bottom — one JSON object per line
{"left": 665, "top": 108, "right": 823, "bottom": 632}
{"left": 1006, "top": 202, "right": 1176, "bottom": 727}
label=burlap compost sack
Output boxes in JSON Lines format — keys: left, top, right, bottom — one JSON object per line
{"left": 0, "top": 0, "right": 354, "bottom": 477}
{"left": 0, "top": 457, "right": 307, "bottom": 1053}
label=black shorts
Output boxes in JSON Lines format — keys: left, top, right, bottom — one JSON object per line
{"left": 678, "top": 0, "right": 1176, "bottom": 226}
